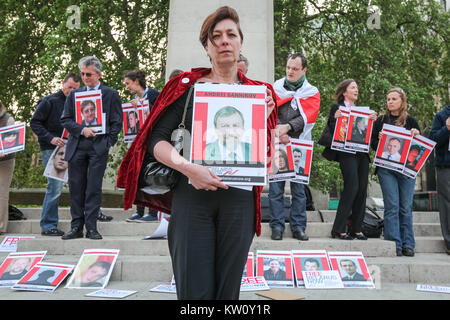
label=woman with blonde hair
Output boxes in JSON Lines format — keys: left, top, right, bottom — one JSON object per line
{"left": 0, "top": 100, "right": 16, "bottom": 234}
{"left": 371, "top": 88, "right": 420, "bottom": 256}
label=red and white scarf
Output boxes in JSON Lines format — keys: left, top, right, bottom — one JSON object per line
{"left": 273, "top": 77, "right": 320, "bottom": 140}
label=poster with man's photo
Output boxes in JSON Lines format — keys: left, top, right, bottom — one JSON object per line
{"left": 65, "top": 249, "right": 119, "bottom": 289}
{"left": 43, "top": 143, "right": 69, "bottom": 182}
{"left": 74, "top": 90, "right": 105, "bottom": 135}
{"left": 289, "top": 138, "right": 314, "bottom": 185}
{"left": 0, "top": 251, "right": 47, "bottom": 287}
{"left": 190, "top": 83, "right": 267, "bottom": 186}
{"left": 344, "top": 107, "right": 374, "bottom": 153}
{"left": 256, "top": 250, "right": 295, "bottom": 288}
{"left": 330, "top": 107, "right": 355, "bottom": 154}
{"left": 374, "top": 124, "right": 412, "bottom": 172}
{"left": 12, "top": 262, "right": 74, "bottom": 292}
{"left": 268, "top": 138, "right": 296, "bottom": 182}
{"left": 292, "top": 250, "right": 331, "bottom": 288}
{"left": 0, "top": 122, "right": 26, "bottom": 155}
{"left": 328, "top": 251, "right": 375, "bottom": 288}
{"left": 137, "top": 99, "right": 150, "bottom": 127}
{"left": 122, "top": 103, "right": 140, "bottom": 143}
{"left": 242, "top": 252, "right": 254, "bottom": 278}
{"left": 402, "top": 135, "right": 436, "bottom": 178}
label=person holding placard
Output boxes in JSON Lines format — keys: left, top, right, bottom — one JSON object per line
{"left": 429, "top": 104, "right": 450, "bottom": 255}
{"left": 30, "top": 73, "right": 81, "bottom": 236}
{"left": 270, "top": 53, "right": 321, "bottom": 241}
{"left": 117, "top": 6, "right": 277, "bottom": 300}
{"left": 123, "top": 70, "right": 159, "bottom": 223}
{"left": 0, "top": 101, "right": 16, "bottom": 235}
{"left": 323, "top": 79, "right": 376, "bottom": 240}
{"left": 61, "top": 56, "right": 123, "bottom": 240}
{"left": 371, "top": 88, "right": 420, "bottom": 256}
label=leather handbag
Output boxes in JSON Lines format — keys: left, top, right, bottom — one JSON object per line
{"left": 138, "top": 86, "right": 193, "bottom": 194}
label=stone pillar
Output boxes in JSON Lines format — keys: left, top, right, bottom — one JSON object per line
{"left": 166, "top": 0, "right": 274, "bottom": 84}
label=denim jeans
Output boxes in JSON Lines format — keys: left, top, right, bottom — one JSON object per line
{"left": 40, "top": 149, "right": 63, "bottom": 232}
{"left": 268, "top": 181, "right": 307, "bottom": 232}
{"left": 377, "top": 168, "right": 416, "bottom": 249}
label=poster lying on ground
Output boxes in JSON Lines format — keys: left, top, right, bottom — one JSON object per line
{"left": 373, "top": 124, "right": 412, "bottom": 173}
{"left": 402, "top": 135, "right": 436, "bottom": 178}
{"left": 292, "top": 250, "right": 331, "bottom": 287}
{"left": 242, "top": 252, "right": 254, "bottom": 278}
{"left": 328, "top": 251, "right": 375, "bottom": 288}
{"left": 190, "top": 83, "right": 267, "bottom": 186}
{"left": 256, "top": 250, "right": 295, "bottom": 288}
{"left": 85, "top": 288, "right": 137, "bottom": 299}
{"left": 12, "top": 262, "right": 74, "bottom": 292}
{"left": 0, "top": 251, "right": 47, "bottom": 287}
{"left": 0, "top": 236, "right": 35, "bottom": 253}
{"left": 289, "top": 139, "right": 314, "bottom": 185}
{"left": 344, "top": 107, "right": 374, "bottom": 153}
{"left": 65, "top": 249, "right": 119, "bottom": 289}
{"left": 0, "top": 122, "right": 26, "bottom": 155}
{"left": 74, "top": 90, "right": 105, "bottom": 135}
{"left": 240, "top": 276, "right": 270, "bottom": 292}
{"left": 268, "top": 138, "right": 296, "bottom": 182}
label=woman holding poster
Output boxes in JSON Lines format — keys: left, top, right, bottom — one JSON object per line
{"left": 0, "top": 101, "right": 15, "bottom": 235}
{"left": 117, "top": 6, "right": 277, "bottom": 300}
{"left": 371, "top": 88, "right": 420, "bottom": 256}
{"left": 322, "top": 80, "right": 376, "bottom": 240}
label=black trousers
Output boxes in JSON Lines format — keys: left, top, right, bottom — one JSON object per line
{"left": 332, "top": 152, "right": 369, "bottom": 234}
{"left": 168, "top": 177, "right": 255, "bottom": 300}
{"left": 67, "top": 138, "right": 108, "bottom": 232}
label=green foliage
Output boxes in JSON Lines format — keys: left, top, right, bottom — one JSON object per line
{"left": 274, "top": 0, "right": 449, "bottom": 193}
{"left": 0, "top": 0, "right": 169, "bottom": 188}
{"left": 1, "top": 0, "right": 448, "bottom": 192}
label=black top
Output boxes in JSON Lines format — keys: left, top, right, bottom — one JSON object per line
{"left": 30, "top": 90, "right": 66, "bottom": 150}
{"left": 370, "top": 113, "right": 420, "bottom": 152}
{"left": 147, "top": 87, "right": 194, "bottom": 158}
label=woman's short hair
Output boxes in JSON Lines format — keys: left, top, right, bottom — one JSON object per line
{"left": 199, "top": 6, "right": 243, "bottom": 48}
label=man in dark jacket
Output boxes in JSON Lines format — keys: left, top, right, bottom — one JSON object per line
{"left": 61, "top": 56, "right": 122, "bottom": 240}
{"left": 429, "top": 105, "right": 450, "bottom": 255}
{"left": 30, "top": 73, "right": 81, "bottom": 236}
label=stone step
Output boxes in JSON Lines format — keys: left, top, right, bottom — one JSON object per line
{"left": 17, "top": 207, "right": 442, "bottom": 223}
{"left": 7, "top": 219, "right": 444, "bottom": 238}
{"left": 11, "top": 233, "right": 395, "bottom": 257}
{"left": 1, "top": 252, "right": 448, "bottom": 284}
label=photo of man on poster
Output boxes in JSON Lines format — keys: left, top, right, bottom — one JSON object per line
{"left": 205, "top": 106, "right": 251, "bottom": 163}
{"left": 382, "top": 137, "right": 403, "bottom": 162}
{"left": 339, "top": 259, "right": 366, "bottom": 281}
{"left": 263, "top": 258, "right": 287, "bottom": 281}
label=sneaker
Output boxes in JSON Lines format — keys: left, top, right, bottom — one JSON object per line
{"left": 126, "top": 213, "right": 143, "bottom": 222}
{"left": 97, "top": 212, "right": 113, "bottom": 222}
{"left": 41, "top": 228, "right": 65, "bottom": 236}
{"left": 136, "top": 213, "right": 158, "bottom": 223}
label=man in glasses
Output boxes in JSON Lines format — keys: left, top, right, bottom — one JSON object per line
{"left": 31, "top": 72, "right": 81, "bottom": 237}
{"left": 61, "top": 56, "right": 122, "bottom": 240}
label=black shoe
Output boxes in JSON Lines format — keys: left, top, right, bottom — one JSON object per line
{"left": 350, "top": 232, "right": 368, "bottom": 240}
{"left": 396, "top": 248, "right": 403, "bottom": 256}
{"left": 331, "top": 231, "right": 353, "bottom": 240}
{"left": 97, "top": 212, "right": 113, "bottom": 222}
{"left": 61, "top": 228, "right": 83, "bottom": 240}
{"left": 86, "top": 230, "right": 102, "bottom": 240}
{"left": 271, "top": 228, "right": 283, "bottom": 240}
{"left": 293, "top": 229, "right": 309, "bottom": 241}
{"left": 402, "top": 248, "right": 415, "bottom": 257}
{"left": 41, "top": 228, "right": 65, "bottom": 236}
